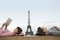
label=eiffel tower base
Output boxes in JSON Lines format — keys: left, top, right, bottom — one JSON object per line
{"left": 25, "top": 31, "right": 34, "bottom": 35}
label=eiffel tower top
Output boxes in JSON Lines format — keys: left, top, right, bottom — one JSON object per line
{"left": 28, "top": 10, "right": 30, "bottom": 25}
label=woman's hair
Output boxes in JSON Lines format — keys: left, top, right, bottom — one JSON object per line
{"left": 37, "top": 27, "right": 43, "bottom": 32}
{"left": 36, "top": 27, "right": 46, "bottom": 36}
{"left": 16, "top": 27, "right": 22, "bottom": 34}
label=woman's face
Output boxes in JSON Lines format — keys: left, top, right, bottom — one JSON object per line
{"left": 14, "top": 28, "right": 18, "bottom": 34}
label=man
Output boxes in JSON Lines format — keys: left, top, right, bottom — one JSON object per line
{"left": 48, "top": 26, "right": 60, "bottom": 36}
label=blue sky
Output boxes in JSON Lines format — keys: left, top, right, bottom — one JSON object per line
{"left": 0, "top": 0, "right": 60, "bottom": 34}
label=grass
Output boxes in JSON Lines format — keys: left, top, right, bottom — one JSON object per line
{"left": 0, "top": 36, "right": 60, "bottom": 40}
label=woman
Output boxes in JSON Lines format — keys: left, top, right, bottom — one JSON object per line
{"left": 41, "top": 26, "right": 48, "bottom": 35}
{"left": 0, "top": 25, "right": 24, "bottom": 36}
{"left": 35, "top": 27, "right": 46, "bottom": 36}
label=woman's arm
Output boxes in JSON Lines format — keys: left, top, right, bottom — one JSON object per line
{"left": 1, "top": 32, "right": 14, "bottom": 36}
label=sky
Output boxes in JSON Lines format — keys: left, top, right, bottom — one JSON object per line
{"left": 0, "top": 0, "right": 60, "bottom": 34}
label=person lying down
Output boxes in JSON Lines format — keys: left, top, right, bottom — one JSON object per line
{"left": 0, "top": 26, "right": 24, "bottom": 36}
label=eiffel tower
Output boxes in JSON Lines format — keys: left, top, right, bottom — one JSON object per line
{"left": 25, "top": 10, "right": 34, "bottom": 35}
